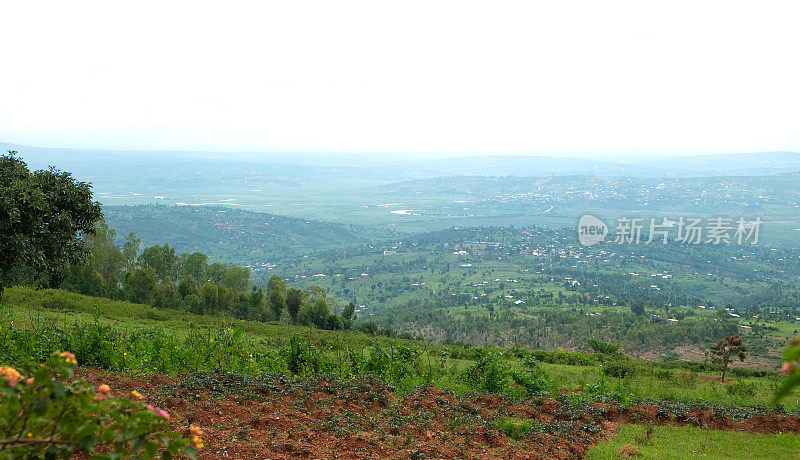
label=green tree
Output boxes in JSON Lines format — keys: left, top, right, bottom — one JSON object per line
{"left": 710, "top": 335, "right": 747, "bottom": 383}
{"left": 631, "top": 298, "right": 646, "bottom": 316}
{"left": 267, "top": 274, "right": 287, "bottom": 293}
{"left": 178, "top": 275, "right": 197, "bottom": 298}
{"left": 309, "top": 297, "right": 330, "bottom": 328}
{"left": 207, "top": 262, "right": 227, "bottom": 284}
{"left": 221, "top": 265, "right": 250, "bottom": 293}
{"left": 123, "top": 267, "right": 158, "bottom": 304}
{"left": 122, "top": 232, "right": 141, "bottom": 272}
{"left": 84, "top": 219, "right": 124, "bottom": 289}
{"left": 199, "top": 281, "right": 219, "bottom": 313}
{"left": 268, "top": 288, "right": 286, "bottom": 321}
{"left": 0, "top": 151, "right": 102, "bottom": 303}
{"left": 286, "top": 288, "right": 304, "bottom": 324}
{"left": 138, "top": 244, "right": 179, "bottom": 283}
{"left": 181, "top": 252, "right": 208, "bottom": 281}
{"left": 341, "top": 302, "right": 357, "bottom": 329}
{"left": 217, "top": 284, "right": 234, "bottom": 311}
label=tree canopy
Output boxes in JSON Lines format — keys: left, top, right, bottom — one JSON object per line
{"left": 0, "top": 151, "right": 102, "bottom": 302}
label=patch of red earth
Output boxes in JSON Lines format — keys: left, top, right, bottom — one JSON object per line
{"left": 556, "top": 387, "right": 582, "bottom": 395}
{"left": 75, "top": 368, "right": 800, "bottom": 459}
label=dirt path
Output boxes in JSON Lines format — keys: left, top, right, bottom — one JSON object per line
{"left": 510, "top": 307, "right": 542, "bottom": 320}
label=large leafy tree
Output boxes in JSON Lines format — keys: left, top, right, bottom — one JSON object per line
{"left": 0, "top": 151, "right": 102, "bottom": 303}
{"left": 138, "top": 243, "right": 179, "bottom": 283}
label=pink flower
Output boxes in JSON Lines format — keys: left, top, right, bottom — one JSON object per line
{"left": 782, "top": 361, "right": 797, "bottom": 374}
{"left": 25, "top": 377, "right": 34, "bottom": 386}
{"left": 147, "top": 405, "right": 170, "bottom": 419}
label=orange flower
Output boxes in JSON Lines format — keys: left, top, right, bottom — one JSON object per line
{"left": 94, "top": 384, "right": 111, "bottom": 401}
{"left": 25, "top": 377, "right": 34, "bottom": 386}
{"left": 190, "top": 425, "right": 203, "bottom": 436}
{"left": 192, "top": 434, "right": 204, "bottom": 449}
{"left": 59, "top": 351, "right": 77, "bottom": 365}
{"left": 131, "top": 390, "right": 145, "bottom": 400}
{"left": 782, "top": 361, "right": 797, "bottom": 374}
{"left": 0, "top": 366, "right": 22, "bottom": 387}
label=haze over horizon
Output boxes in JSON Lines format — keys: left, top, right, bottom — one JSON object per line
{"left": 3, "top": 1, "right": 800, "bottom": 159}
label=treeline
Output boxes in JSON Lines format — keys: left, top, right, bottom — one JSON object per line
{"left": 56, "top": 220, "right": 361, "bottom": 331}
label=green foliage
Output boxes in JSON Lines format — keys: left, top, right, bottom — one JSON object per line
{"left": 123, "top": 267, "right": 158, "bottom": 304}
{"left": 0, "top": 352, "right": 195, "bottom": 459}
{"left": 266, "top": 275, "right": 286, "bottom": 293}
{"left": 0, "top": 151, "right": 102, "bottom": 302}
{"left": 603, "top": 360, "right": 637, "bottom": 379}
{"left": 529, "top": 349, "right": 598, "bottom": 366}
{"left": 363, "top": 342, "right": 421, "bottom": 390}
{"left": 266, "top": 289, "right": 284, "bottom": 321}
{"left": 587, "top": 338, "right": 621, "bottom": 355}
{"left": 512, "top": 358, "right": 550, "bottom": 394}
{"left": 725, "top": 380, "right": 756, "bottom": 397}
{"left": 340, "top": 302, "right": 356, "bottom": 329}
{"left": 138, "top": 243, "right": 180, "bottom": 284}
{"left": 180, "top": 252, "right": 208, "bottom": 281}
{"left": 282, "top": 334, "right": 333, "bottom": 376}
{"left": 773, "top": 338, "right": 800, "bottom": 404}
{"left": 285, "top": 288, "right": 304, "bottom": 324}
{"left": 463, "top": 351, "right": 513, "bottom": 393}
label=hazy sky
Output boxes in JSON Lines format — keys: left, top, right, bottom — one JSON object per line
{"left": 2, "top": 1, "right": 799, "bottom": 158}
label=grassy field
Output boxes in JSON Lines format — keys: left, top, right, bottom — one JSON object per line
{"left": 2, "top": 286, "right": 799, "bottom": 409}
{"left": 4, "top": 287, "right": 800, "bottom": 458}
{"left": 586, "top": 424, "right": 800, "bottom": 459}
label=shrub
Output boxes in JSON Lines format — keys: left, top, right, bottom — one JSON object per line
{"left": 652, "top": 369, "right": 673, "bottom": 381}
{"left": 512, "top": 358, "right": 551, "bottom": 394}
{"left": 463, "top": 351, "right": 512, "bottom": 393}
{"left": 587, "top": 338, "right": 621, "bottom": 355}
{"left": 725, "top": 380, "right": 756, "bottom": 397}
{"left": 603, "top": 360, "right": 637, "bottom": 379}
{"left": 282, "top": 334, "right": 333, "bottom": 376}
{"left": 0, "top": 352, "right": 197, "bottom": 459}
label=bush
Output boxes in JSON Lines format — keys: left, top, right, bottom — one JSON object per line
{"left": 725, "top": 380, "right": 757, "bottom": 397}
{"left": 511, "top": 357, "right": 551, "bottom": 394}
{"left": 652, "top": 369, "right": 673, "bottom": 381}
{"left": 0, "top": 352, "right": 198, "bottom": 459}
{"left": 529, "top": 349, "right": 597, "bottom": 366}
{"left": 603, "top": 360, "right": 637, "bottom": 379}
{"left": 282, "top": 334, "right": 333, "bottom": 376}
{"left": 463, "top": 351, "right": 512, "bottom": 393}
{"left": 587, "top": 338, "right": 621, "bottom": 355}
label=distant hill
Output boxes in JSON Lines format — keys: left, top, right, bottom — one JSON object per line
{"left": 103, "top": 205, "right": 398, "bottom": 264}
{"left": 4, "top": 141, "right": 800, "bottom": 179}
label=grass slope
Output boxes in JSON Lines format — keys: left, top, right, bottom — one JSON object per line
{"left": 586, "top": 424, "right": 800, "bottom": 459}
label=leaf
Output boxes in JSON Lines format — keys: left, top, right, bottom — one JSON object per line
{"left": 772, "top": 371, "right": 800, "bottom": 405}
{"left": 783, "top": 343, "right": 800, "bottom": 362}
